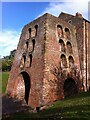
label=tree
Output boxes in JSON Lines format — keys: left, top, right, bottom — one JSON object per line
{"left": 2, "top": 49, "right": 16, "bottom": 71}
{"left": 2, "top": 59, "right": 12, "bottom": 71}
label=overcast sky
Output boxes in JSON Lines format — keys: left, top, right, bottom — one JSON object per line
{"left": 0, "top": 0, "right": 90, "bottom": 57}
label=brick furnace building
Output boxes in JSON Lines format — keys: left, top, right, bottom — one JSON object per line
{"left": 6, "top": 12, "right": 90, "bottom": 108}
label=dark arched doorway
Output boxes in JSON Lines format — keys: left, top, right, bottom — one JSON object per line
{"left": 21, "top": 71, "right": 30, "bottom": 104}
{"left": 64, "top": 78, "right": 78, "bottom": 98}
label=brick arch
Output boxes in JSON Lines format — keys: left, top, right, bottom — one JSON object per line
{"left": 60, "top": 54, "right": 67, "bottom": 68}
{"left": 57, "top": 25, "right": 63, "bottom": 38}
{"left": 21, "top": 71, "right": 31, "bottom": 104}
{"left": 13, "top": 71, "right": 31, "bottom": 104}
{"left": 59, "top": 39, "right": 66, "bottom": 53}
{"left": 68, "top": 56, "right": 74, "bottom": 68}
{"left": 35, "top": 25, "right": 38, "bottom": 36}
{"left": 65, "top": 28, "right": 70, "bottom": 39}
{"left": 66, "top": 41, "right": 73, "bottom": 54}
{"left": 32, "top": 39, "right": 35, "bottom": 51}
{"left": 63, "top": 78, "right": 78, "bottom": 98}
{"left": 28, "top": 28, "right": 31, "bottom": 38}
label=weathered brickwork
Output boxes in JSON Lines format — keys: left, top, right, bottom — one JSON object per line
{"left": 6, "top": 12, "right": 90, "bottom": 108}
{"left": 59, "top": 12, "right": 90, "bottom": 91}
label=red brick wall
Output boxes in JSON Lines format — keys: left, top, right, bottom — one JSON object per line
{"left": 42, "top": 14, "right": 82, "bottom": 104}
{"left": 7, "top": 13, "right": 88, "bottom": 108}
{"left": 88, "top": 23, "right": 90, "bottom": 89}
{"left": 6, "top": 14, "right": 47, "bottom": 108}
{"left": 59, "top": 12, "right": 90, "bottom": 91}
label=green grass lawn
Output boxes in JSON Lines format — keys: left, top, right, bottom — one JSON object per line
{"left": 2, "top": 72, "right": 9, "bottom": 93}
{"left": 0, "top": 72, "right": 2, "bottom": 93}
{"left": 2, "top": 91, "right": 90, "bottom": 120}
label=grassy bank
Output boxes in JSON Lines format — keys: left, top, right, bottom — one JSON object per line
{"left": 2, "top": 72, "right": 9, "bottom": 93}
{"left": 2, "top": 91, "right": 90, "bottom": 120}
{"left": 2, "top": 72, "right": 90, "bottom": 119}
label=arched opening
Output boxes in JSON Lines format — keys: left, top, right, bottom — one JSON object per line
{"left": 66, "top": 41, "right": 72, "bottom": 54}
{"left": 26, "top": 41, "right": 29, "bottom": 48}
{"left": 61, "top": 54, "right": 67, "bottom": 68}
{"left": 59, "top": 39, "right": 66, "bottom": 53}
{"left": 23, "top": 55, "right": 26, "bottom": 64}
{"left": 29, "top": 28, "right": 31, "bottom": 38}
{"left": 64, "top": 78, "right": 78, "bottom": 98}
{"left": 29, "top": 54, "right": 32, "bottom": 67}
{"left": 35, "top": 25, "right": 38, "bottom": 36}
{"left": 21, "top": 71, "right": 30, "bottom": 104}
{"left": 68, "top": 56, "right": 74, "bottom": 68}
{"left": 32, "top": 39, "right": 35, "bottom": 51}
{"left": 65, "top": 28, "right": 70, "bottom": 39}
{"left": 57, "top": 25, "right": 63, "bottom": 38}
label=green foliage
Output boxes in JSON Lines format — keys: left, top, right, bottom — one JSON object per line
{"left": 2, "top": 72, "right": 9, "bottom": 93}
{"left": 2, "top": 49, "right": 16, "bottom": 71}
{"left": 10, "top": 49, "right": 16, "bottom": 58}
{"left": 2, "top": 59, "right": 12, "bottom": 71}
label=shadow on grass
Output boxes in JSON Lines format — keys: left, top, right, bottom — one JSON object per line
{"left": 2, "top": 91, "right": 90, "bottom": 120}
{"left": 36, "top": 104, "right": 90, "bottom": 119}
{"left": 2, "top": 104, "right": 90, "bottom": 120}
{"left": 2, "top": 94, "right": 33, "bottom": 119}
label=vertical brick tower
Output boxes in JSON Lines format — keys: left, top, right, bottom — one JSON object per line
{"left": 6, "top": 12, "right": 90, "bottom": 108}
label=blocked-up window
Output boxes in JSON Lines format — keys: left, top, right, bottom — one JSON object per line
{"left": 59, "top": 39, "right": 66, "bottom": 53}
{"left": 61, "top": 54, "right": 67, "bottom": 68}
{"left": 66, "top": 41, "right": 72, "bottom": 54}
{"left": 20, "top": 55, "right": 26, "bottom": 68}
{"left": 23, "top": 41, "right": 28, "bottom": 53}
{"left": 65, "top": 28, "right": 70, "bottom": 39}
{"left": 25, "top": 56, "right": 30, "bottom": 68}
{"left": 25, "top": 54, "right": 32, "bottom": 67}
{"left": 28, "top": 39, "right": 35, "bottom": 53}
{"left": 57, "top": 25, "right": 63, "bottom": 38}
{"left": 29, "top": 41, "right": 33, "bottom": 53}
{"left": 68, "top": 56, "right": 74, "bottom": 68}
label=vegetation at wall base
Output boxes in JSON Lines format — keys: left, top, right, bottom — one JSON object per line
{"left": 2, "top": 91, "right": 90, "bottom": 120}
